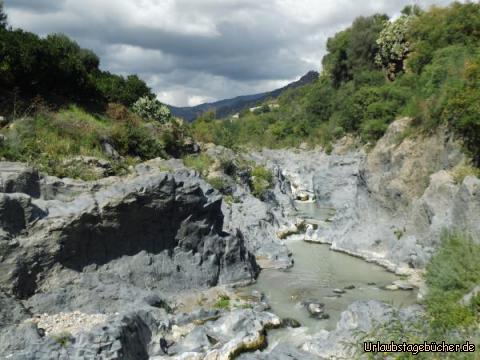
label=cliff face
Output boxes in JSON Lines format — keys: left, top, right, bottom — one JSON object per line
{"left": 325, "top": 118, "right": 480, "bottom": 272}
{"left": 258, "top": 118, "right": 480, "bottom": 273}
{"left": 0, "top": 162, "right": 259, "bottom": 358}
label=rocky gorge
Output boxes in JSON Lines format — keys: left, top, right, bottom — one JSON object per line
{"left": 1, "top": 118, "right": 479, "bottom": 359}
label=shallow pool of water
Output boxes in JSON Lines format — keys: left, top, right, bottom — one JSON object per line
{"left": 240, "top": 201, "right": 418, "bottom": 336}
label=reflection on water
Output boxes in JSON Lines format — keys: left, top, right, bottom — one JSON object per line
{"left": 240, "top": 201, "right": 417, "bottom": 338}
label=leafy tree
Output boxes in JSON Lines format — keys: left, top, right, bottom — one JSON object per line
{"left": 375, "top": 14, "right": 415, "bottom": 80}
{"left": 401, "top": 4, "right": 422, "bottom": 16}
{"left": 0, "top": 1, "right": 7, "bottom": 29}
{"left": 322, "top": 14, "right": 388, "bottom": 86}
{"left": 196, "top": 109, "right": 216, "bottom": 123}
{"left": 440, "top": 55, "right": 480, "bottom": 165}
{"left": 407, "top": 2, "right": 480, "bottom": 74}
{"left": 96, "top": 73, "right": 152, "bottom": 107}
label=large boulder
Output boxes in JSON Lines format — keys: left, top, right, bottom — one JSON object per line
{"left": 0, "top": 168, "right": 258, "bottom": 299}
{"left": 0, "top": 162, "right": 260, "bottom": 358}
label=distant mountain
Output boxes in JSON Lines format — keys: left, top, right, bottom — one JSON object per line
{"left": 169, "top": 70, "right": 319, "bottom": 122}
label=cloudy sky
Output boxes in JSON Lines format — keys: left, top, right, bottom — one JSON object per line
{"left": 6, "top": 0, "right": 455, "bottom": 106}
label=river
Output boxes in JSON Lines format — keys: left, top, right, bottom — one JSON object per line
{"left": 238, "top": 200, "right": 418, "bottom": 347}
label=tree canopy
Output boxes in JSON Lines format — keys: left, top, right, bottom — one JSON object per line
{"left": 191, "top": 2, "right": 480, "bottom": 164}
{"left": 0, "top": 10, "right": 155, "bottom": 111}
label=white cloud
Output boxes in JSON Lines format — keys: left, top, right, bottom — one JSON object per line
{"left": 5, "top": 0, "right": 455, "bottom": 106}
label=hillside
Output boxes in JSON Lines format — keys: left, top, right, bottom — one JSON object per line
{"left": 169, "top": 70, "right": 319, "bottom": 122}
{"left": 191, "top": 3, "right": 480, "bottom": 166}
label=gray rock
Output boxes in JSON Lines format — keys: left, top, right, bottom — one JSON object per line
{"left": 0, "top": 162, "right": 41, "bottom": 197}
{"left": 0, "top": 164, "right": 261, "bottom": 358}
{"left": 1, "top": 169, "right": 258, "bottom": 299}
{"left": 281, "top": 318, "right": 301, "bottom": 328}
{"left": 302, "top": 300, "right": 325, "bottom": 318}
{"left": 256, "top": 119, "right": 480, "bottom": 273}
{"left": 101, "top": 141, "right": 120, "bottom": 159}
{"left": 165, "top": 309, "right": 281, "bottom": 359}
{"left": 238, "top": 343, "right": 321, "bottom": 360}
{"left": 222, "top": 167, "right": 294, "bottom": 269}
{"left": 302, "top": 300, "right": 424, "bottom": 359}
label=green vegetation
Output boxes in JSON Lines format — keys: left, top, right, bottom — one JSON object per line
{"left": 182, "top": 153, "right": 214, "bottom": 176}
{"left": 0, "top": 105, "right": 192, "bottom": 180}
{"left": 214, "top": 294, "right": 231, "bottom": 310}
{"left": 132, "top": 96, "right": 172, "bottom": 123}
{"left": 0, "top": 6, "right": 194, "bottom": 180}
{"left": 191, "top": 3, "right": 480, "bottom": 167}
{"left": 52, "top": 332, "right": 74, "bottom": 348}
{"left": 451, "top": 163, "right": 480, "bottom": 184}
{"left": 0, "top": 7, "right": 165, "bottom": 113}
{"left": 356, "top": 232, "right": 480, "bottom": 359}
{"left": 425, "top": 233, "right": 480, "bottom": 334}
{"left": 250, "top": 166, "right": 274, "bottom": 197}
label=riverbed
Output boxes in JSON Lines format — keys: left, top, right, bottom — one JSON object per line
{"left": 239, "top": 201, "right": 418, "bottom": 345}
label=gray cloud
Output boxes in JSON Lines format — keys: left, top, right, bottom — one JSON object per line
{"left": 6, "top": 0, "right": 456, "bottom": 106}
{"left": 6, "top": 0, "right": 65, "bottom": 13}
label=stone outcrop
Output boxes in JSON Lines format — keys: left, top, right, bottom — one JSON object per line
{"left": 301, "top": 301, "right": 423, "bottom": 359}
{"left": 0, "top": 161, "right": 259, "bottom": 358}
{"left": 154, "top": 309, "right": 281, "bottom": 360}
{"left": 202, "top": 144, "right": 296, "bottom": 269}
{"left": 258, "top": 118, "right": 480, "bottom": 274}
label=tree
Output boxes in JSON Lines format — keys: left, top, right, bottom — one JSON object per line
{"left": 375, "top": 14, "right": 414, "bottom": 80}
{"left": 0, "top": 1, "right": 7, "bottom": 29}
{"left": 407, "top": 2, "right": 480, "bottom": 74}
{"left": 322, "top": 14, "right": 388, "bottom": 87}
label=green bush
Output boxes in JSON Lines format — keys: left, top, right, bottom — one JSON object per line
{"left": 131, "top": 96, "right": 171, "bottom": 123}
{"left": 452, "top": 165, "right": 480, "bottom": 184}
{"left": 182, "top": 153, "right": 214, "bottom": 176}
{"left": 214, "top": 294, "right": 231, "bottom": 309}
{"left": 250, "top": 166, "right": 273, "bottom": 197}
{"left": 0, "top": 105, "right": 172, "bottom": 179}
{"left": 425, "top": 232, "right": 480, "bottom": 331}
{"left": 355, "top": 232, "right": 480, "bottom": 359}
{"left": 207, "top": 176, "right": 228, "bottom": 193}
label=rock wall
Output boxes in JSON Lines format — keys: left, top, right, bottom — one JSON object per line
{"left": 0, "top": 161, "right": 259, "bottom": 358}
{"left": 259, "top": 118, "right": 480, "bottom": 273}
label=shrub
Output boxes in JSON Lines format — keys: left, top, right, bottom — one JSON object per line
{"left": 250, "top": 166, "right": 273, "bottom": 197}
{"left": 355, "top": 232, "right": 480, "bottom": 359}
{"left": 106, "top": 102, "right": 133, "bottom": 122}
{"left": 182, "top": 153, "right": 214, "bottom": 176}
{"left": 214, "top": 294, "right": 231, "bottom": 309}
{"left": 452, "top": 165, "right": 480, "bottom": 184}
{"left": 131, "top": 96, "right": 171, "bottom": 123}
{"left": 361, "top": 118, "right": 389, "bottom": 142}
{"left": 207, "top": 176, "right": 229, "bottom": 193}
{"left": 110, "top": 118, "right": 165, "bottom": 160}
{"left": 425, "top": 232, "right": 480, "bottom": 333}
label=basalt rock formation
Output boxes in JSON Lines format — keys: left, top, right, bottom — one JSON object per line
{"left": 0, "top": 161, "right": 259, "bottom": 358}
{"left": 257, "top": 118, "right": 480, "bottom": 274}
